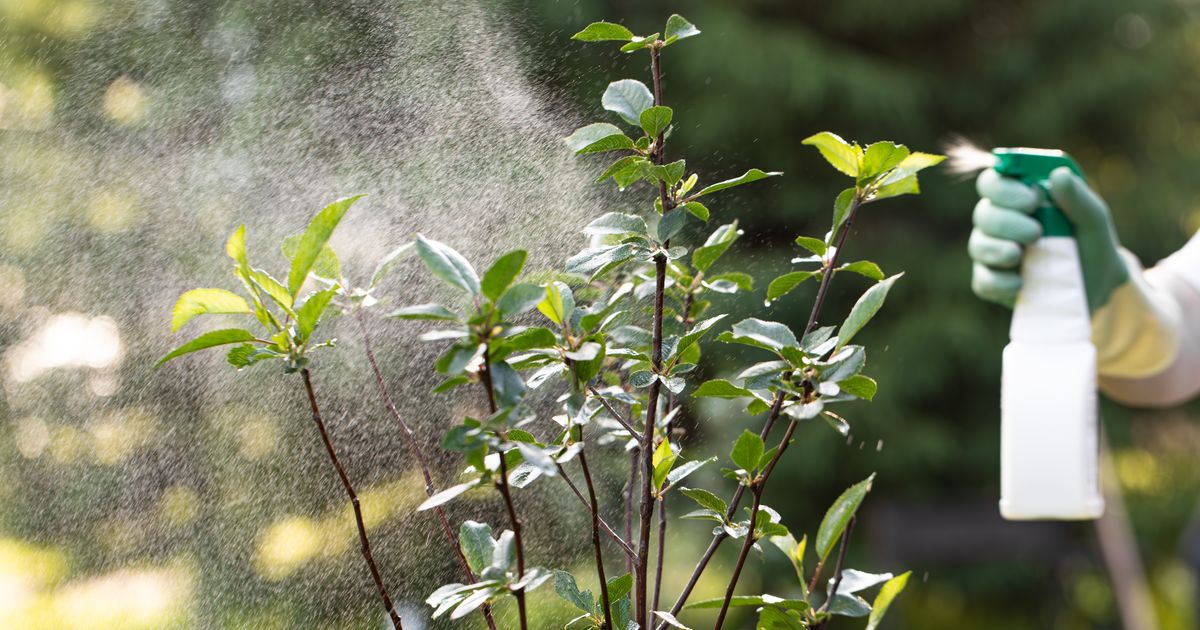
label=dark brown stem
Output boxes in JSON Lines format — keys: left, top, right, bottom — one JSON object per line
{"left": 713, "top": 488, "right": 764, "bottom": 629}
{"left": 713, "top": 418, "right": 801, "bottom": 629}
{"left": 654, "top": 286, "right": 697, "bottom": 613}
{"left": 354, "top": 311, "right": 497, "bottom": 629}
{"left": 480, "top": 351, "right": 528, "bottom": 630}
{"left": 556, "top": 462, "right": 637, "bottom": 560}
{"left": 660, "top": 198, "right": 866, "bottom": 627}
{"left": 819, "top": 516, "right": 857, "bottom": 620}
{"left": 588, "top": 385, "right": 643, "bottom": 441}
{"left": 299, "top": 369, "right": 402, "bottom": 629}
{"left": 624, "top": 448, "right": 638, "bottom": 575}
{"left": 636, "top": 40, "right": 672, "bottom": 628}
{"left": 581, "top": 449, "right": 615, "bottom": 629}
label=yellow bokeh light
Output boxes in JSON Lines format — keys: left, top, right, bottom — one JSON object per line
{"left": 255, "top": 517, "right": 322, "bottom": 581}
{"left": 102, "top": 75, "right": 147, "bottom": 125}
{"left": 1115, "top": 448, "right": 1162, "bottom": 493}
{"left": 158, "top": 486, "right": 200, "bottom": 527}
{"left": 86, "top": 189, "right": 138, "bottom": 233}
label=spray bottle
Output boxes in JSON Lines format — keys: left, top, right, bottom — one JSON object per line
{"left": 993, "top": 148, "right": 1104, "bottom": 520}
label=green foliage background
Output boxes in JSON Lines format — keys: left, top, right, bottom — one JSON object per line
{"left": 2, "top": 0, "right": 1200, "bottom": 628}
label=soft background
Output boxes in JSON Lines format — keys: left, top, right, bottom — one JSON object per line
{"left": 2, "top": 0, "right": 1199, "bottom": 628}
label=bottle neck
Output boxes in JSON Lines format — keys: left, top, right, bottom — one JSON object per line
{"left": 1010, "top": 237, "right": 1092, "bottom": 343}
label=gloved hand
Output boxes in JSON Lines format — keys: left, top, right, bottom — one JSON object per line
{"left": 970, "top": 164, "right": 1183, "bottom": 382}
{"left": 969, "top": 166, "right": 1128, "bottom": 311}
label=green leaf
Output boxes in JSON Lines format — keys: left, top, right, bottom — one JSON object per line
{"left": 418, "top": 480, "right": 479, "bottom": 511}
{"left": 816, "top": 474, "right": 874, "bottom": 562}
{"left": 653, "top": 611, "right": 692, "bottom": 629}
{"left": 666, "top": 458, "right": 712, "bottom": 486}
{"left": 720, "top": 318, "right": 799, "bottom": 354}
{"left": 566, "top": 122, "right": 627, "bottom": 153}
{"left": 481, "top": 250, "right": 526, "bottom": 301}
{"left": 803, "top": 132, "right": 860, "bottom": 177}
{"left": 652, "top": 439, "right": 677, "bottom": 491}
{"left": 657, "top": 208, "right": 688, "bottom": 241}
{"left": 866, "top": 572, "right": 911, "bottom": 630}
{"left": 566, "top": 122, "right": 633, "bottom": 153}
{"left": 226, "top": 225, "right": 248, "bottom": 267}
{"left": 691, "top": 221, "right": 739, "bottom": 272}
{"left": 459, "top": 521, "right": 496, "bottom": 575}
{"left": 829, "top": 593, "right": 872, "bottom": 617}
{"left": 642, "top": 159, "right": 687, "bottom": 187}
{"left": 831, "top": 188, "right": 857, "bottom": 236}
{"left": 287, "top": 195, "right": 361, "bottom": 296}
{"left": 415, "top": 234, "right": 481, "bottom": 294}
{"left": 607, "top": 573, "right": 633, "bottom": 603}
{"left": 497, "top": 283, "right": 545, "bottom": 316}
{"left": 681, "top": 487, "right": 727, "bottom": 515}
{"left": 597, "top": 156, "right": 650, "bottom": 189}
{"left": 369, "top": 242, "right": 414, "bottom": 289}
{"left": 686, "top": 595, "right": 808, "bottom": 610}
{"left": 705, "top": 272, "right": 753, "bottom": 293}
{"left": 157, "top": 328, "right": 258, "bottom": 366}
{"left": 730, "top": 429, "right": 764, "bottom": 473}
{"left": 871, "top": 174, "right": 919, "bottom": 201}
{"left": 879, "top": 152, "right": 945, "bottom": 184}
{"left": 794, "top": 236, "right": 826, "bottom": 257}
{"left": 693, "top": 169, "right": 782, "bottom": 198}
{"left": 249, "top": 269, "right": 293, "bottom": 312}
{"left": 663, "top": 14, "right": 701, "bottom": 44}
{"left": 583, "top": 212, "right": 648, "bottom": 236}
{"left": 602, "top": 79, "right": 654, "bottom": 126}
{"left": 295, "top": 288, "right": 336, "bottom": 342}
{"left": 767, "top": 271, "right": 815, "bottom": 302}
{"left": 677, "top": 314, "right": 725, "bottom": 355}
{"left": 829, "top": 569, "right": 894, "bottom": 595}
{"left": 537, "top": 281, "right": 574, "bottom": 326}
{"left": 837, "top": 273, "right": 903, "bottom": 350}
{"left": 577, "top": 133, "right": 636, "bottom": 155}
{"left": 769, "top": 534, "right": 808, "bottom": 595}
{"left": 639, "top": 105, "right": 672, "bottom": 137}
{"left": 693, "top": 379, "right": 753, "bottom": 399}
{"left": 571, "top": 21, "right": 634, "bottom": 42}
{"left": 861, "top": 142, "right": 909, "bottom": 179}
{"left": 838, "top": 374, "right": 878, "bottom": 401}
{"left": 680, "top": 201, "right": 709, "bottom": 222}
{"left": 171, "top": 288, "right": 251, "bottom": 332}
{"left": 388, "top": 303, "right": 459, "bottom": 321}
{"left": 282, "top": 234, "right": 341, "bottom": 282}
{"left": 839, "top": 261, "right": 884, "bottom": 281}
{"left": 553, "top": 570, "right": 594, "bottom": 613}
{"left": 620, "top": 34, "right": 658, "bottom": 53}
{"left": 226, "top": 343, "right": 277, "bottom": 369}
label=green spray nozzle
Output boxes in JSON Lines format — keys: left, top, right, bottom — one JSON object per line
{"left": 992, "top": 147, "right": 1085, "bottom": 238}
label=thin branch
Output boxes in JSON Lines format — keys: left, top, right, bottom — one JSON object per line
{"left": 636, "top": 40, "right": 672, "bottom": 628}
{"left": 713, "top": 487, "right": 764, "bottom": 629}
{"left": 819, "top": 516, "right": 857, "bottom": 617}
{"left": 300, "top": 369, "right": 403, "bottom": 629}
{"left": 588, "top": 386, "right": 644, "bottom": 442}
{"left": 354, "top": 311, "right": 497, "bottom": 629}
{"left": 581, "top": 449, "right": 615, "bottom": 629}
{"left": 660, "top": 198, "right": 866, "bottom": 627}
{"left": 714, "top": 417, "right": 801, "bottom": 629}
{"left": 480, "top": 351, "right": 528, "bottom": 630}
{"left": 624, "top": 447, "right": 639, "bottom": 575}
{"left": 654, "top": 284, "right": 697, "bottom": 613}
{"left": 555, "top": 462, "right": 637, "bottom": 560}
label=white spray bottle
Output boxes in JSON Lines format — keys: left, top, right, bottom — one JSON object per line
{"left": 993, "top": 148, "right": 1104, "bottom": 521}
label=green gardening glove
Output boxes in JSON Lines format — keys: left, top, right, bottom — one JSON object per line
{"left": 970, "top": 166, "right": 1130, "bottom": 311}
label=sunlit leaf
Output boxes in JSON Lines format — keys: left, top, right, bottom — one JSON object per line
{"left": 171, "top": 288, "right": 251, "bottom": 332}
{"left": 287, "top": 195, "right": 362, "bottom": 296}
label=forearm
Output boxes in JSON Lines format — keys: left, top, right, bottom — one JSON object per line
{"left": 1098, "top": 236, "right": 1200, "bottom": 407}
